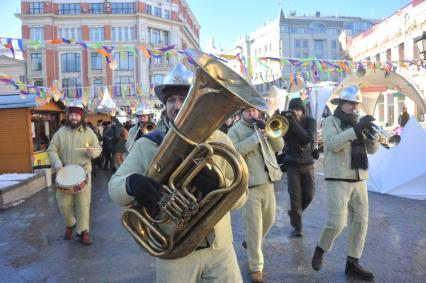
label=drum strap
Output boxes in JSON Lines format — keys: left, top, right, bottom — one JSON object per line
{"left": 143, "top": 130, "right": 166, "bottom": 146}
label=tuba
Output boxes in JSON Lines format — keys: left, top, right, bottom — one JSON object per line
{"left": 121, "top": 48, "right": 268, "bottom": 259}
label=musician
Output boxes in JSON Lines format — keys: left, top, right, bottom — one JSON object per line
{"left": 126, "top": 106, "right": 155, "bottom": 151}
{"left": 228, "top": 107, "right": 283, "bottom": 283}
{"left": 281, "top": 98, "right": 317, "bottom": 237}
{"left": 47, "top": 101, "right": 101, "bottom": 245}
{"left": 108, "top": 63, "right": 247, "bottom": 283}
{"left": 311, "top": 85, "right": 379, "bottom": 281}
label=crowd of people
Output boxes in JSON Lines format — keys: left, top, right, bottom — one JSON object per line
{"left": 47, "top": 61, "right": 384, "bottom": 283}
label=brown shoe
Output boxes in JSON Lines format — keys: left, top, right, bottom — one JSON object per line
{"left": 78, "top": 230, "right": 92, "bottom": 245}
{"left": 250, "top": 271, "right": 263, "bottom": 283}
{"left": 64, "top": 226, "right": 74, "bottom": 240}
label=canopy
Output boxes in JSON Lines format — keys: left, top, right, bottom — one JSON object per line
{"left": 367, "top": 117, "right": 426, "bottom": 200}
{"left": 328, "top": 69, "right": 426, "bottom": 115}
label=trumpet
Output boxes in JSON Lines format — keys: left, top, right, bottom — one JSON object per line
{"left": 363, "top": 123, "right": 401, "bottom": 149}
{"left": 141, "top": 122, "right": 156, "bottom": 134}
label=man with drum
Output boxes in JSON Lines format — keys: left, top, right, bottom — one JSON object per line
{"left": 311, "top": 85, "right": 379, "bottom": 280}
{"left": 48, "top": 101, "right": 101, "bottom": 245}
{"left": 109, "top": 63, "right": 248, "bottom": 283}
{"left": 228, "top": 107, "right": 283, "bottom": 283}
{"left": 126, "top": 106, "right": 155, "bottom": 152}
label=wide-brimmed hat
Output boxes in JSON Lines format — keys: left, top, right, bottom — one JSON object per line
{"left": 154, "top": 63, "right": 194, "bottom": 104}
{"left": 134, "top": 106, "right": 153, "bottom": 116}
{"left": 330, "top": 85, "right": 362, "bottom": 105}
{"left": 67, "top": 100, "right": 85, "bottom": 117}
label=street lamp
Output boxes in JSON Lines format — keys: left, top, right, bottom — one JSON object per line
{"left": 415, "top": 31, "right": 426, "bottom": 60}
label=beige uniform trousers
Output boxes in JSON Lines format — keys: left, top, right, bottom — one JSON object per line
{"left": 318, "top": 180, "right": 369, "bottom": 259}
{"left": 155, "top": 244, "right": 242, "bottom": 283}
{"left": 56, "top": 176, "right": 92, "bottom": 234}
{"left": 243, "top": 182, "right": 276, "bottom": 272}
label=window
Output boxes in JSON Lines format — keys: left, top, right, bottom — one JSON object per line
{"left": 30, "top": 27, "right": 44, "bottom": 41}
{"left": 89, "top": 3, "right": 102, "bottom": 14}
{"left": 398, "top": 43, "right": 405, "bottom": 61}
{"left": 386, "top": 48, "right": 392, "bottom": 61}
{"left": 331, "top": 40, "right": 337, "bottom": 49}
{"left": 314, "top": 40, "right": 325, "bottom": 59}
{"left": 61, "top": 53, "right": 81, "bottom": 73}
{"left": 31, "top": 53, "right": 42, "bottom": 71}
{"left": 303, "top": 40, "right": 308, "bottom": 48}
{"left": 310, "top": 23, "right": 326, "bottom": 33}
{"left": 344, "top": 21, "right": 372, "bottom": 36}
{"left": 58, "top": 4, "right": 81, "bottom": 15}
{"left": 164, "top": 10, "right": 170, "bottom": 19}
{"left": 89, "top": 27, "right": 104, "bottom": 41}
{"left": 111, "top": 3, "right": 133, "bottom": 14}
{"left": 112, "top": 27, "right": 135, "bottom": 41}
{"left": 91, "top": 53, "right": 102, "bottom": 70}
{"left": 62, "top": 78, "right": 81, "bottom": 97}
{"left": 113, "top": 52, "right": 134, "bottom": 71}
{"left": 154, "top": 7, "right": 161, "bottom": 17}
{"left": 29, "top": 2, "right": 43, "bottom": 14}
{"left": 58, "top": 28, "right": 82, "bottom": 41}
{"left": 146, "top": 5, "right": 152, "bottom": 15}
{"left": 114, "top": 76, "right": 134, "bottom": 96}
{"left": 295, "top": 39, "right": 300, "bottom": 48}
{"left": 93, "top": 79, "right": 103, "bottom": 88}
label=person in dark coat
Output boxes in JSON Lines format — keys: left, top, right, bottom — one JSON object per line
{"left": 281, "top": 97, "right": 317, "bottom": 237}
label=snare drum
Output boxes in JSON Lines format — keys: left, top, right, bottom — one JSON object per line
{"left": 55, "top": 164, "right": 88, "bottom": 194}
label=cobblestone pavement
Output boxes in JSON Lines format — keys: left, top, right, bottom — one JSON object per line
{"left": 1, "top": 159, "right": 425, "bottom": 283}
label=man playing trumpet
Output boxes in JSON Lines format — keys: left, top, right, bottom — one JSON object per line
{"left": 126, "top": 106, "right": 156, "bottom": 152}
{"left": 228, "top": 107, "right": 283, "bottom": 283}
{"left": 311, "top": 85, "right": 379, "bottom": 281}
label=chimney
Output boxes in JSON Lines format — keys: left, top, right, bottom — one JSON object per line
{"left": 316, "top": 11, "right": 321, "bottom": 17}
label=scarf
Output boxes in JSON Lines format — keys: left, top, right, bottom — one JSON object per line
{"left": 333, "top": 106, "right": 368, "bottom": 170}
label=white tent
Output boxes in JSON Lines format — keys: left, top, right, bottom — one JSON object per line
{"left": 306, "top": 81, "right": 336, "bottom": 129}
{"left": 367, "top": 117, "right": 426, "bottom": 200}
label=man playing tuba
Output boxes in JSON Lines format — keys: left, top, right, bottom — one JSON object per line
{"left": 228, "top": 106, "right": 283, "bottom": 283}
{"left": 108, "top": 63, "right": 248, "bottom": 283}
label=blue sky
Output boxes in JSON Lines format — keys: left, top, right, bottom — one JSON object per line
{"left": 0, "top": 0, "right": 410, "bottom": 50}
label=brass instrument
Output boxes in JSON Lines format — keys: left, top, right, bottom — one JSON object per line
{"left": 121, "top": 48, "right": 268, "bottom": 259}
{"left": 141, "top": 122, "right": 157, "bottom": 134}
{"left": 363, "top": 122, "right": 401, "bottom": 149}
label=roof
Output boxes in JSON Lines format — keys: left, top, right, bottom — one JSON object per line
{"left": 0, "top": 94, "right": 36, "bottom": 109}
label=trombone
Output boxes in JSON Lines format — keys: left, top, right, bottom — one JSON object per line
{"left": 363, "top": 123, "right": 401, "bottom": 149}
{"left": 252, "top": 114, "right": 290, "bottom": 169}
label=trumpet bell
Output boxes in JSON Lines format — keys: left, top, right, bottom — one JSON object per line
{"left": 142, "top": 122, "right": 156, "bottom": 134}
{"left": 265, "top": 115, "right": 289, "bottom": 138}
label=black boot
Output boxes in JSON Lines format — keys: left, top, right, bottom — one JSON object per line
{"left": 311, "top": 246, "right": 325, "bottom": 271}
{"left": 345, "top": 256, "right": 374, "bottom": 281}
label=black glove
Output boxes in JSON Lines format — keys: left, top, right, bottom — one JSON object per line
{"left": 192, "top": 167, "right": 219, "bottom": 196}
{"left": 126, "top": 174, "right": 162, "bottom": 211}
{"left": 281, "top": 110, "right": 295, "bottom": 127}
{"left": 254, "top": 119, "right": 265, "bottom": 130}
{"left": 353, "top": 115, "right": 375, "bottom": 139}
{"left": 312, "top": 148, "right": 320, "bottom": 160}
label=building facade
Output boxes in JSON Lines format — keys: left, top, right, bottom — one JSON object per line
{"left": 17, "top": 0, "right": 200, "bottom": 108}
{"left": 0, "top": 55, "right": 26, "bottom": 95}
{"left": 225, "top": 10, "right": 377, "bottom": 96}
{"left": 342, "top": 0, "right": 426, "bottom": 125}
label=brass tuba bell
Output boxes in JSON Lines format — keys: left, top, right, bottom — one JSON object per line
{"left": 121, "top": 49, "right": 268, "bottom": 259}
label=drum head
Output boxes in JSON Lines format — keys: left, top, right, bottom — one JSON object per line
{"left": 56, "top": 164, "right": 87, "bottom": 191}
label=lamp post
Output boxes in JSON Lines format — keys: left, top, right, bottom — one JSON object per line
{"left": 415, "top": 31, "right": 426, "bottom": 60}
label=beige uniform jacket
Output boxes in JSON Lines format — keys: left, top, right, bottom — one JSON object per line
{"left": 47, "top": 125, "right": 102, "bottom": 173}
{"left": 126, "top": 124, "right": 139, "bottom": 151}
{"left": 108, "top": 120, "right": 248, "bottom": 249}
{"left": 228, "top": 119, "right": 283, "bottom": 187}
{"left": 322, "top": 115, "right": 379, "bottom": 180}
